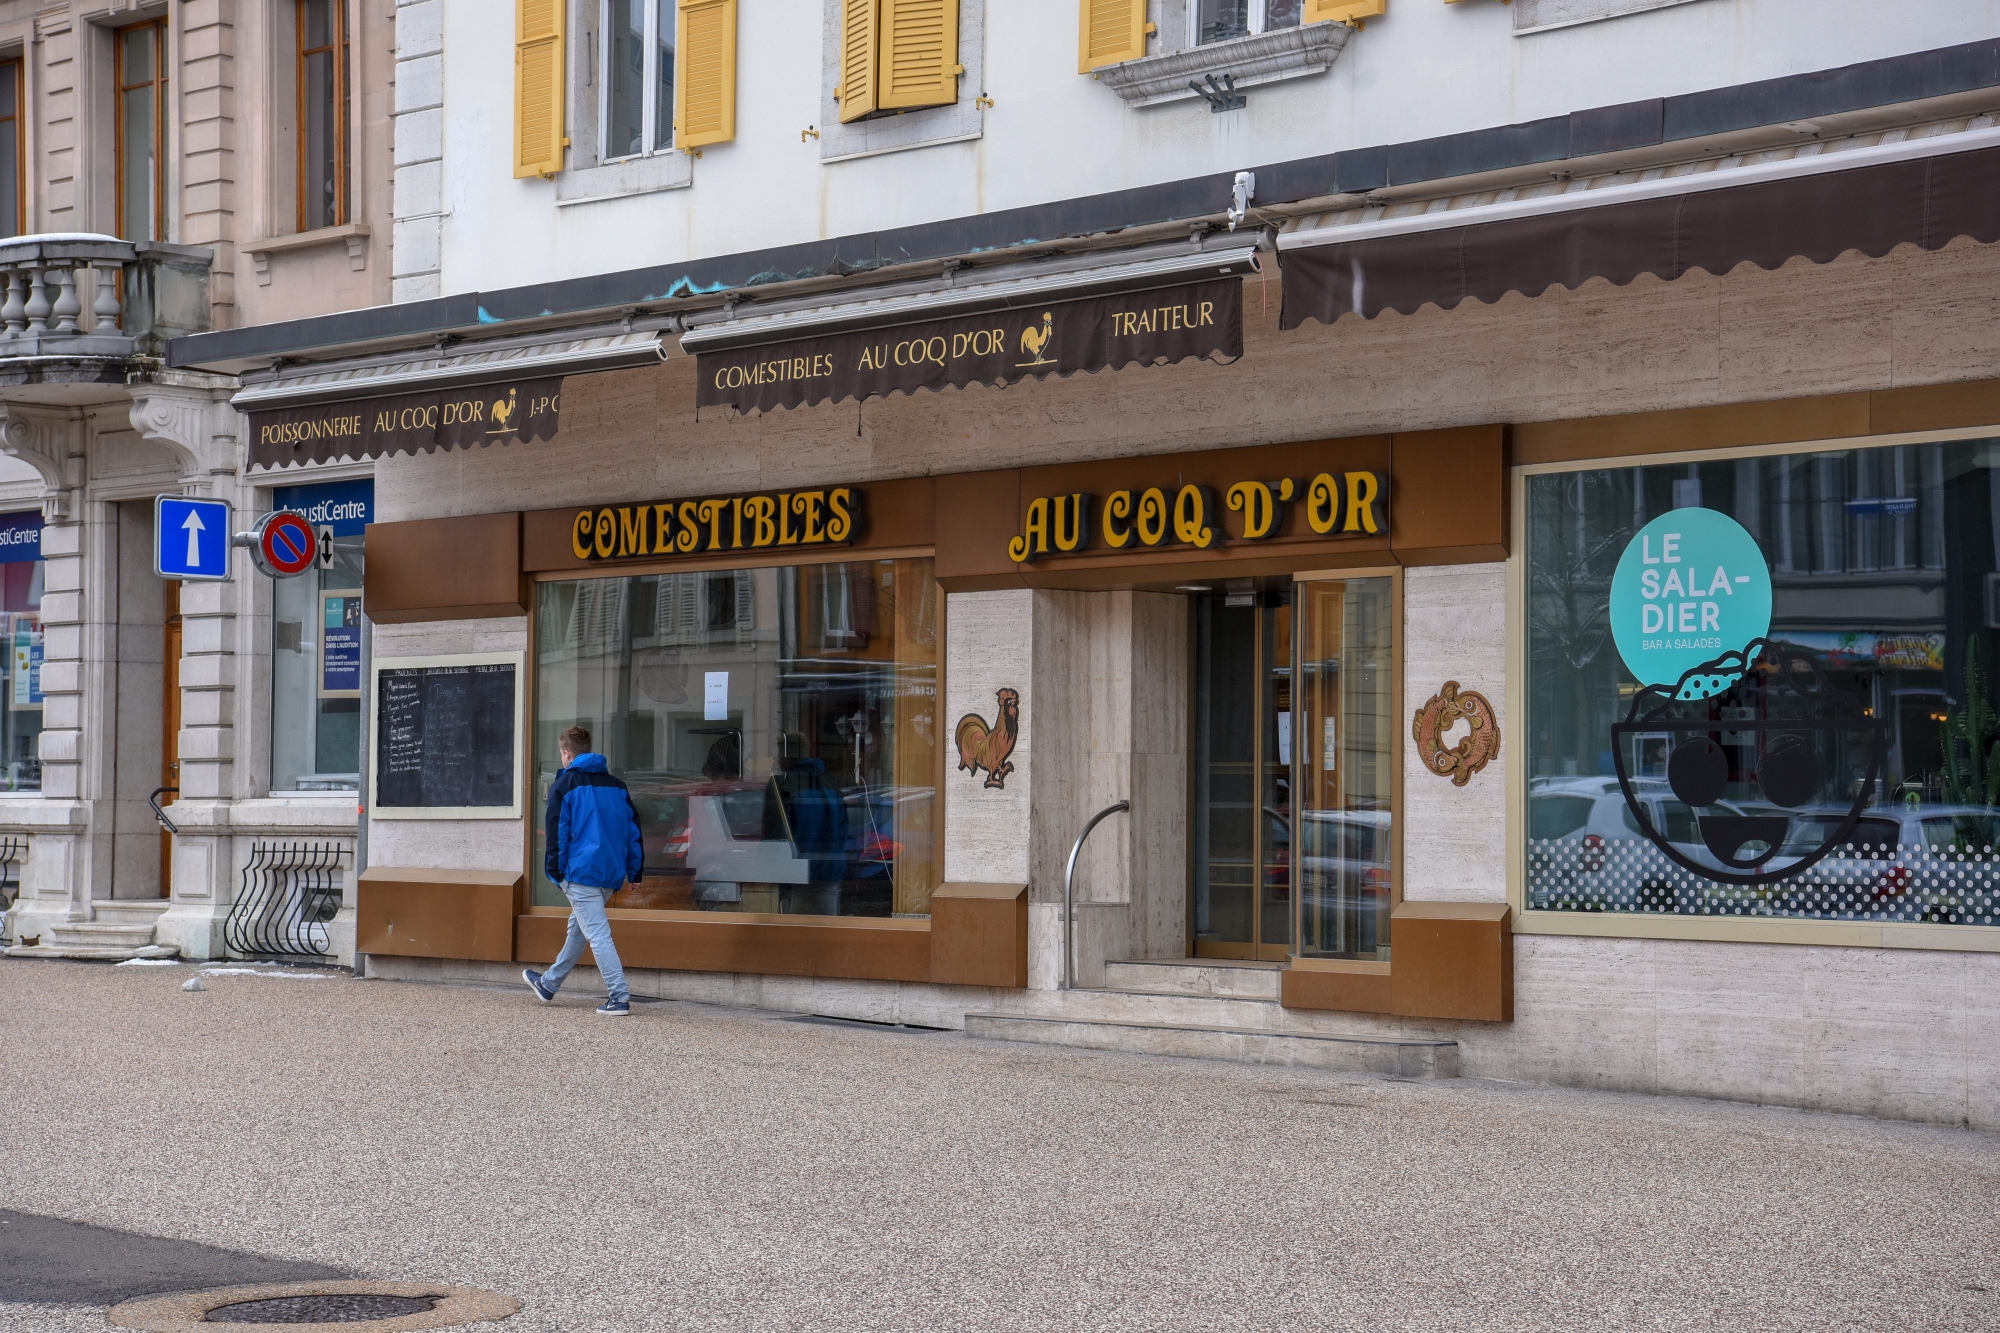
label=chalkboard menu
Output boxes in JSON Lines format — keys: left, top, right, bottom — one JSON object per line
{"left": 373, "top": 658, "right": 519, "bottom": 814}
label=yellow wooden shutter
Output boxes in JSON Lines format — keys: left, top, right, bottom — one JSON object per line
{"left": 675, "top": 0, "right": 738, "bottom": 148}
{"left": 1077, "top": 0, "right": 1146, "bottom": 73}
{"left": 880, "top": 0, "right": 960, "bottom": 110}
{"left": 513, "top": 0, "right": 565, "bottom": 178}
{"left": 1304, "top": 0, "right": 1387, "bottom": 24}
{"left": 836, "top": 0, "right": 880, "bottom": 124}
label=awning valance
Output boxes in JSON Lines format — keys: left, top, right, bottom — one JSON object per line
{"left": 695, "top": 276, "right": 1244, "bottom": 414}
{"left": 248, "top": 377, "right": 563, "bottom": 470}
{"left": 1278, "top": 132, "right": 2000, "bottom": 330}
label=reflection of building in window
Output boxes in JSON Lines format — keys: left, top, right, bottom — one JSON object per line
{"left": 533, "top": 558, "right": 938, "bottom": 920}
{"left": 115, "top": 20, "right": 169, "bottom": 243}
{"left": 297, "top": 0, "right": 351, "bottom": 231}
{"left": 603, "top": 0, "right": 675, "bottom": 161}
{"left": 1524, "top": 438, "right": 2000, "bottom": 929}
{"left": 0, "top": 61, "right": 22, "bottom": 238}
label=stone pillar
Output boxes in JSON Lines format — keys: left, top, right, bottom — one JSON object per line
{"left": 1401, "top": 564, "right": 1508, "bottom": 903}
{"left": 943, "top": 588, "right": 1189, "bottom": 991}
{"left": 393, "top": 0, "right": 446, "bottom": 302}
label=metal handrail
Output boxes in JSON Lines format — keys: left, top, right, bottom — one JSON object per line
{"left": 148, "top": 786, "right": 179, "bottom": 835}
{"left": 1063, "top": 800, "right": 1129, "bottom": 991}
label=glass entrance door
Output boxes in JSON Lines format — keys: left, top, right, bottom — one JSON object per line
{"left": 1192, "top": 590, "right": 1293, "bottom": 959}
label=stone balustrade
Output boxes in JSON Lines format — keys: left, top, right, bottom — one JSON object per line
{"left": 0, "top": 234, "right": 213, "bottom": 358}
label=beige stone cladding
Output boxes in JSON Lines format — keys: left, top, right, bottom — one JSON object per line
{"left": 366, "top": 235, "right": 2000, "bottom": 1128}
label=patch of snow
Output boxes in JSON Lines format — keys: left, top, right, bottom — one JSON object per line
{"left": 197, "top": 967, "right": 334, "bottom": 979}
{"left": 115, "top": 958, "right": 182, "bottom": 967}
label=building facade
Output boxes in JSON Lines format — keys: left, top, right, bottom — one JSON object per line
{"left": 122, "top": 1, "right": 2000, "bottom": 1126}
{"left": 0, "top": 0, "right": 394, "bottom": 962}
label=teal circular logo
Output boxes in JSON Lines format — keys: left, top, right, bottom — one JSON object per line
{"left": 1610, "top": 509, "right": 1772, "bottom": 699}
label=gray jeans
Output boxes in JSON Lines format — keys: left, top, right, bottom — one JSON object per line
{"left": 539, "top": 882, "right": 629, "bottom": 1005}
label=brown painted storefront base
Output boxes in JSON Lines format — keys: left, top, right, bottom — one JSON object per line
{"left": 1282, "top": 902, "right": 1514, "bottom": 1022}
{"left": 361, "top": 871, "right": 1031, "bottom": 988}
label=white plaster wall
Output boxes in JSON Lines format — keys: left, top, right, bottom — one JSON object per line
{"left": 1402, "top": 563, "right": 1507, "bottom": 904}
{"left": 430, "top": 0, "right": 2000, "bottom": 296}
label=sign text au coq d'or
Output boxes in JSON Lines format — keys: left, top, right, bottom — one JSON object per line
{"left": 1007, "top": 471, "right": 1387, "bottom": 563}
{"left": 572, "top": 486, "right": 862, "bottom": 561}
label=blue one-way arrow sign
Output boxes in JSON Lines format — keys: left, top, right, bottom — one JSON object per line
{"left": 155, "top": 495, "right": 233, "bottom": 581}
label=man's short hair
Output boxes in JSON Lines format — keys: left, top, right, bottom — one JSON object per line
{"left": 559, "top": 725, "right": 592, "bottom": 754}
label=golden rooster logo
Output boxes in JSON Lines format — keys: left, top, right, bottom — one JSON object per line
{"left": 488, "top": 387, "right": 520, "bottom": 434}
{"left": 954, "top": 687, "right": 1020, "bottom": 790}
{"left": 1016, "top": 312, "right": 1056, "bottom": 367}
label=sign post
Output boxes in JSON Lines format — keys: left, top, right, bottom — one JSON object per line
{"left": 154, "top": 496, "right": 234, "bottom": 581}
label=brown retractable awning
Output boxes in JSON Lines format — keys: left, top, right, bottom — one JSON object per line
{"left": 1279, "top": 144, "right": 2000, "bottom": 330}
{"left": 695, "top": 277, "right": 1242, "bottom": 415}
{"left": 247, "top": 376, "right": 563, "bottom": 470}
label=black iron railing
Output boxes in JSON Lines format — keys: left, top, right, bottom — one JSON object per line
{"left": 0, "top": 834, "right": 22, "bottom": 915}
{"left": 224, "top": 840, "right": 346, "bottom": 958}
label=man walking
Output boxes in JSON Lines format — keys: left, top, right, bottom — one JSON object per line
{"left": 524, "top": 725, "right": 643, "bottom": 1016}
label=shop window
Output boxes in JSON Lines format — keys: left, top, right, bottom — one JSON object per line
{"left": 269, "top": 479, "right": 372, "bottom": 793}
{"left": 533, "top": 558, "right": 940, "bottom": 918}
{"left": 0, "top": 60, "right": 22, "bottom": 238}
{"left": 1525, "top": 439, "right": 2000, "bottom": 928}
{"left": 0, "top": 511, "right": 42, "bottom": 792}
{"left": 297, "top": 0, "right": 351, "bottom": 231}
{"left": 115, "top": 20, "right": 169, "bottom": 243}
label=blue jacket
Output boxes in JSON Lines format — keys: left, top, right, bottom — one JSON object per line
{"left": 544, "top": 753, "right": 644, "bottom": 890}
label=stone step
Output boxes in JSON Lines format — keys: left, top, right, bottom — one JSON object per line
{"left": 1014, "top": 986, "right": 1347, "bottom": 1034}
{"left": 92, "top": 900, "right": 171, "bottom": 924}
{"left": 1102, "top": 958, "right": 1283, "bottom": 1000}
{"left": 2, "top": 942, "right": 178, "bottom": 961}
{"left": 964, "top": 1011, "right": 1457, "bottom": 1078}
{"left": 46, "top": 922, "right": 159, "bottom": 949}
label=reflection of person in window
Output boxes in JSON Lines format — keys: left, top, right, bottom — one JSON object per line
{"left": 779, "top": 757, "right": 847, "bottom": 915}
{"left": 701, "top": 730, "right": 740, "bottom": 780}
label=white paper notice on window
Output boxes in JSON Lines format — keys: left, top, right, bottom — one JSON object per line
{"left": 1277, "top": 711, "right": 1291, "bottom": 766}
{"left": 704, "top": 671, "right": 728, "bottom": 721}
{"left": 1323, "top": 717, "right": 1338, "bottom": 772}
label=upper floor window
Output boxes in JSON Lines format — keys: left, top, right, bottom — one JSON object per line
{"left": 0, "top": 62, "right": 21, "bottom": 237}
{"left": 115, "top": 20, "right": 168, "bottom": 242}
{"left": 298, "top": 0, "right": 351, "bottom": 230}
{"left": 603, "top": 0, "right": 673, "bottom": 160}
{"left": 1195, "top": 0, "right": 1301, "bottom": 43}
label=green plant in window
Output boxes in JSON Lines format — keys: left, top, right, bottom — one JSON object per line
{"left": 1939, "top": 637, "right": 2000, "bottom": 849}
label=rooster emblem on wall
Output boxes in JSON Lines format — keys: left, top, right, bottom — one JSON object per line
{"left": 954, "top": 687, "right": 1020, "bottom": 790}
{"left": 1017, "top": 313, "right": 1055, "bottom": 367}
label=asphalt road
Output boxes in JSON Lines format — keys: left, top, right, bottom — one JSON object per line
{"left": 2, "top": 958, "right": 1997, "bottom": 1332}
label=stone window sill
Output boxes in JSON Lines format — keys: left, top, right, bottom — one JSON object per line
{"left": 1512, "top": 0, "right": 1710, "bottom": 36}
{"left": 243, "top": 224, "right": 370, "bottom": 286}
{"left": 1095, "top": 23, "right": 1352, "bottom": 108}
{"left": 555, "top": 152, "right": 693, "bottom": 207}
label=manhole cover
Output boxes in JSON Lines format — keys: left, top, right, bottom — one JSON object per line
{"left": 207, "top": 1294, "right": 438, "bottom": 1323}
{"left": 109, "top": 1280, "right": 519, "bottom": 1332}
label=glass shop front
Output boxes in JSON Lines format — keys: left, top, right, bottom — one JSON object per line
{"left": 1525, "top": 435, "right": 2000, "bottom": 929}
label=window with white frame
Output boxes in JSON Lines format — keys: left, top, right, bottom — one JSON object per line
{"left": 601, "top": 0, "right": 674, "bottom": 162}
{"left": 1194, "top": 0, "right": 1302, "bottom": 44}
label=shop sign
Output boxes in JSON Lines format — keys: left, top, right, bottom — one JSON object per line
{"left": 321, "top": 593, "right": 362, "bottom": 698}
{"left": 1006, "top": 471, "right": 1385, "bottom": 563}
{"left": 1610, "top": 509, "right": 1772, "bottom": 699}
{"left": 570, "top": 487, "right": 862, "bottom": 561}
{"left": 695, "top": 278, "right": 1242, "bottom": 414}
{"left": 247, "top": 378, "right": 562, "bottom": 469}
{"left": 273, "top": 478, "right": 375, "bottom": 536}
{"left": 0, "top": 511, "right": 42, "bottom": 564}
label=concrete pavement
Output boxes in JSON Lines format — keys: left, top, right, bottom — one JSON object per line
{"left": 1, "top": 958, "right": 1996, "bottom": 1332}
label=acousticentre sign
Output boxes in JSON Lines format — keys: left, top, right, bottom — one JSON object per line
{"left": 247, "top": 377, "right": 563, "bottom": 469}
{"left": 696, "top": 278, "right": 1242, "bottom": 414}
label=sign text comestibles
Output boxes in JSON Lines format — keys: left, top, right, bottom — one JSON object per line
{"left": 696, "top": 277, "right": 1243, "bottom": 414}
{"left": 572, "top": 487, "right": 861, "bottom": 561}
{"left": 247, "top": 377, "right": 562, "bottom": 469}
{"left": 1006, "top": 471, "right": 1387, "bottom": 563}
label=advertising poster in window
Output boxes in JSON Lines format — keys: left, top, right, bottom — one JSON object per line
{"left": 10, "top": 613, "right": 39, "bottom": 707}
{"left": 321, "top": 592, "right": 361, "bottom": 698}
